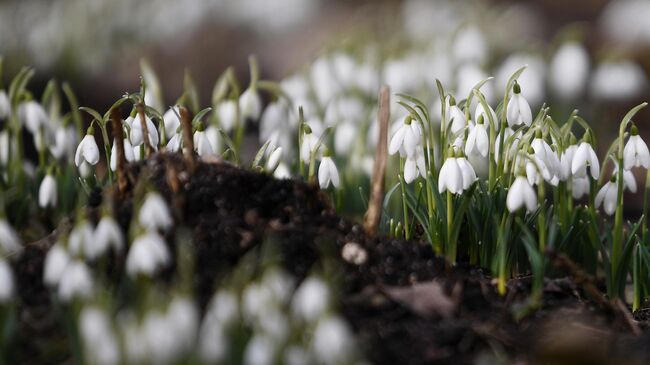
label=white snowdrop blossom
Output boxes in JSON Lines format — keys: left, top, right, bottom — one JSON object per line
{"left": 239, "top": 87, "right": 262, "bottom": 121}
{"left": 292, "top": 277, "right": 330, "bottom": 322}
{"left": 38, "top": 174, "right": 57, "bottom": 208}
{"left": 129, "top": 114, "right": 159, "bottom": 148}
{"left": 333, "top": 121, "right": 357, "bottom": 156}
{"left": 19, "top": 100, "right": 49, "bottom": 134}
{"left": 110, "top": 138, "right": 135, "bottom": 171}
{"left": 199, "top": 316, "right": 228, "bottom": 363}
{"left": 166, "top": 133, "right": 182, "bottom": 153}
{"left": 167, "top": 297, "right": 199, "bottom": 354}
{"left": 318, "top": 156, "right": 340, "bottom": 189}
{"left": 44, "top": 243, "right": 70, "bottom": 287}
{"left": 571, "top": 141, "right": 600, "bottom": 179}
{"left": 571, "top": 176, "right": 590, "bottom": 199}
{"left": 506, "top": 82, "right": 533, "bottom": 127}
{"left": 389, "top": 116, "right": 422, "bottom": 157}
{"left": 143, "top": 311, "right": 179, "bottom": 364}
{"left": 312, "top": 315, "right": 355, "bottom": 365}
{"left": 266, "top": 147, "right": 283, "bottom": 172}
{"left": 624, "top": 130, "right": 650, "bottom": 169}
{"left": 58, "top": 260, "right": 94, "bottom": 302}
{"left": 0, "top": 90, "right": 9, "bottom": 120}
{"left": 465, "top": 121, "right": 489, "bottom": 157}
{"left": 244, "top": 334, "right": 275, "bottom": 365}
{"left": 438, "top": 156, "right": 477, "bottom": 194}
{"left": 139, "top": 192, "right": 173, "bottom": 231}
{"left": 93, "top": 216, "right": 124, "bottom": 256}
{"left": 193, "top": 129, "right": 214, "bottom": 157}
{"left": 404, "top": 147, "right": 427, "bottom": 184}
{"left": 205, "top": 125, "right": 222, "bottom": 154}
{"left": 560, "top": 144, "right": 578, "bottom": 181}
{"left": 591, "top": 60, "right": 646, "bottom": 101}
{"left": 207, "top": 289, "right": 240, "bottom": 327}
{"left": 474, "top": 103, "right": 498, "bottom": 130}
{"left": 550, "top": 42, "right": 589, "bottom": 99}
{"left": 50, "top": 126, "right": 77, "bottom": 160}
{"left": 162, "top": 106, "right": 181, "bottom": 137}
{"left": 79, "top": 307, "right": 121, "bottom": 365}
{"left": 274, "top": 162, "right": 291, "bottom": 179}
{"left": 126, "top": 232, "right": 170, "bottom": 278}
{"left": 216, "top": 100, "right": 238, "bottom": 133}
{"left": 0, "top": 219, "right": 23, "bottom": 257}
{"left": 507, "top": 176, "right": 538, "bottom": 213}
{"left": 596, "top": 180, "right": 618, "bottom": 215}
{"left": 447, "top": 102, "right": 467, "bottom": 135}
{"left": 300, "top": 128, "right": 319, "bottom": 163}
{"left": 68, "top": 221, "right": 94, "bottom": 258}
{"left": 75, "top": 133, "right": 100, "bottom": 167}
{"left": 531, "top": 138, "right": 561, "bottom": 185}
{"left": 0, "top": 258, "right": 14, "bottom": 302}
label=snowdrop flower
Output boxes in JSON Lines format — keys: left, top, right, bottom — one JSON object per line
{"left": 266, "top": 146, "right": 283, "bottom": 172}
{"left": 596, "top": 179, "right": 618, "bottom": 215}
{"left": 624, "top": 126, "right": 650, "bottom": 169}
{"left": 0, "top": 219, "right": 22, "bottom": 257}
{"left": 167, "top": 297, "right": 199, "bottom": 353}
{"left": 166, "top": 133, "right": 182, "bottom": 152}
{"left": 207, "top": 289, "right": 240, "bottom": 326}
{"left": 244, "top": 334, "right": 275, "bottom": 365}
{"left": 109, "top": 138, "right": 135, "bottom": 171}
{"left": 205, "top": 125, "right": 222, "bottom": 154}
{"left": 93, "top": 216, "right": 124, "bottom": 257}
{"left": 292, "top": 277, "right": 330, "bottom": 322}
{"left": 79, "top": 307, "right": 121, "bottom": 365}
{"left": 126, "top": 232, "right": 170, "bottom": 277}
{"left": 58, "top": 260, "right": 93, "bottom": 302}
{"left": 465, "top": 116, "right": 489, "bottom": 157}
{"left": 300, "top": 125, "right": 319, "bottom": 163}
{"left": 389, "top": 116, "right": 422, "bottom": 157}
{"left": 438, "top": 155, "right": 477, "bottom": 194}
{"left": 68, "top": 221, "right": 94, "bottom": 258}
{"left": 506, "top": 82, "right": 533, "bottom": 127}
{"left": 239, "top": 87, "right": 262, "bottom": 121}
{"left": 453, "top": 26, "right": 487, "bottom": 65}
{"left": 50, "top": 126, "right": 77, "bottom": 160}
{"left": 128, "top": 114, "right": 159, "bottom": 148}
{"left": 571, "top": 176, "right": 590, "bottom": 199}
{"left": 474, "top": 102, "right": 498, "bottom": 130}
{"left": 571, "top": 141, "right": 600, "bottom": 179}
{"left": 162, "top": 106, "right": 181, "bottom": 137}
{"left": 139, "top": 192, "right": 173, "bottom": 231}
{"left": 193, "top": 125, "right": 214, "bottom": 157}
{"left": 38, "top": 174, "right": 57, "bottom": 208}
{"left": 143, "top": 311, "right": 178, "bottom": 364}
{"left": 333, "top": 121, "right": 357, "bottom": 156}
{"left": 591, "top": 60, "right": 646, "bottom": 101}
{"left": 216, "top": 100, "right": 238, "bottom": 133}
{"left": 274, "top": 162, "right": 291, "bottom": 179}
{"left": 44, "top": 243, "right": 70, "bottom": 287}
{"left": 0, "top": 258, "right": 14, "bottom": 302}
{"left": 75, "top": 132, "right": 100, "bottom": 167}
{"left": 0, "top": 130, "right": 10, "bottom": 165}
{"left": 19, "top": 100, "right": 49, "bottom": 134}
{"left": 78, "top": 161, "right": 93, "bottom": 179}
{"left": 447, "top": 98, "right": 467, "bottom": 135}
{"left": 312, "top": 315, "right": 355, "bottom": 365}
{"left": 550, "top": 42, "right": 589, "bottom": 99}
{"left": 318, "top": 154, "right": 340, "bottom": 189}
{"left": 199, "top": 318, "right": 228, "bottom": 363}
{"left": 404, "top": 147, "right": 427, "bottom": 184}
{"left": 507, "top": 175, "right": 538, "bottom": 213}
{"left": 0, "top": 90, "right": 9, "bottom": 120}
{"left": 613, "top": 163, "right": 638, "bottom": 193}
{"left": 531, "top": 138, "right": 561, "bottom": 185}
{"left": 260, "top": 101, "right": 289, "bottom": 141}
{"left": 560, "top": 144, "right": 578, "bottom": 180}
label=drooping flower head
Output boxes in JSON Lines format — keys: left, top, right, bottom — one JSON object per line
{"left": 506, "top": 81, "right": 533, "bottom": 127}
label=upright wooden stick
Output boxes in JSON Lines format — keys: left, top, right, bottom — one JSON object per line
{"left": 110, "top": 108, "right": 128, "bottom": 195}
{"left": 137, "top": 103, "right": 155, "bottom": 156}
{"left": 179, "top": 106, "right": 196, "bottom": 172}
{"left": 364, "top": 85, "right": 390, "bottom": 235}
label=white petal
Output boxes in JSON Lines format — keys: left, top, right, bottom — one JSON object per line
{"left": 404, "top": 157, "right": 417, "bottom": 184}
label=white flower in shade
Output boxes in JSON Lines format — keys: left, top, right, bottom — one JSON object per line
{"left": 167, "top": 297, "right": 199, "bottom": 354}
{"left": 58, "top": 260, "right": 93, "bottom": 302}
{"left": 560, "top": 144, "right": 578, "bottom": 181}
{"left": 239, "top": 87, "right": 262, "bottom": 121}
{"left": 207, "top": 289, "right": 240, "bottom": 326}
{"left": 624, "top": 129, "right": 650, "bottom": 169}
{"left": 109, "top": 138, "right": 135, "bottom": 171}
{"left": 162, "top": 106, "right": 181, "bottom": 137}
{"left": 571, "top": 176, "right": 590, "bottom": 199}
{"left": 139, "top": 192, "right": 172, "bottom": 231}
{"left": 166, "top": 133, "right": 182, "bottom": 152}
{"left": 507, "top": 176, "right": 538, "bottom": 213}
{"left": 0, "top": 90, "right": 9, "bottom": 120}
{"left": 550, "top": 42, "right": 589, "bottom": 99}
{"left": 291, "top": 277, "right": 330, "bottom": 322}
{"left": 494, "top": 128, "right": 519, "bottom": 163}
{"left": 0, "top": 258, "right": 14, "bottom": 302}
{"left": 614, "top": 163, "right": 638, "bottom": 193}
{"left": 465, "top": 120, "right": 489, "bottom": 157}
{"left": 467, "top": 151, "right": 489, "bottom": 179}
{"left": 266, "top": 147, "right": 283, "bottom": 172}
{"left": 143, "top": 311, "right": 178, "bottom": 364}
{"left": 506, "top": 82, "right": 533, "bottom": 127}
{"left": 68, "top": 221, "right": 94, "bottom": 258}
{"left": 438, "top": 156, "right": 476, "bottom": 194}
{"left": 126, "top": 232, "right": 170, "bottom": 277}
{"left": 199, "top": 317, "right": 228, "bottom": 363}
{"left": 300, "top": 127, "right": 319, "bottom": 163}
{"left": 78, "top": 161, "right": 92, "bottom": 178}
{"left": 274, "top": 162, "right": 291, "bottom": 179}
{"left": 404, "top": 147, "right": 427, "bottom": 184}
{"left": 244, "top": 334, "right": 275, "bottom": 365}
{"left": 93, "top": 216, "right": 124, "bottom": 257}
{"left": 216, "top": 100, "right": 238, "bottom": 133}
{"left": 447, "top": 102, "right": 467, "bottom": 135}
{"left": 333, "top": 121, "right": 357, "bottom": 156}
{"left": 591, "top": 60, "right": 646, "bottom": 101}
{"left": 284, "top": 346, "right": 310, "bottom": 365}
{"left": 318, "top": 155, "right": 340, "bottom": 189}
{"left": 596, "top": 180, "right": 617, "bottom": 215}
{"left": 0, "top": 130, "right": 10, "bottom": 165}
{"left": 50, "top": 126, "right": 77, "bottom": 160}
{"left": 128, "top": 114, "right": 159, "bottom": 148}
{"left": 38, "top": 174, "right": 57, "bottom": 208}
{"left": 312, "top": 315, "right": 354, "bottom": 365}
{"left": 75, "top": 133, "right": 100, "bottom": 166}
{"left": 205, "top": 125, "right": 222, "bottom": 154}
{"left": 389, "top": 116, "right": 422, "bottom": 157}
{"left": 19, "top": 100, "right": 48, "bottom": 134}
{"left": 0, "top": 219, "right": 22, "bottom": 257}
{"left": 474, "top": 103, "right": 498, "bottom": 130}
{"left": 571, "top": 141, "right": 600, "bottom": 179}
{"left": 44, "top": 243, "right": 70, "bottom": 287}
{"left": 531, "top": 138, "right": 560, "bottom": 185}
{"left": 193, "top": 129, "right": 214, "bottom": 156}
{"left": 79, "top": 307, "right": 121, "bottom": 365}
{"left": 260, "top": 101, "right": 289, "bottom": 141}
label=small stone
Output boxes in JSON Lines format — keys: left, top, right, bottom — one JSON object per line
{"left": 341, "top": 242, "right": 368, "bottom": 265}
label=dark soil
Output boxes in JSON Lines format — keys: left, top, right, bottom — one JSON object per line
{"left": 12, "top": 152, "right": 650, "bottom": 365}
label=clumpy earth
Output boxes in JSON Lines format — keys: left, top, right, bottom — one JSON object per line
{"left": 13, "top": 152, "right": 650, "bottom": 364}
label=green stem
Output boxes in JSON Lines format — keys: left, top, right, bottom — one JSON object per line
{"left": 399, "top": 159, "right": 411, "bottom": 240}
{"left": 538, "top": 182, "right": 546, "bottom": 252}
{"left": 497, "top": 213, "right": 511, "bottom": 295}
{"left": 446, "top": 191, "right": 455, "bottom": 262}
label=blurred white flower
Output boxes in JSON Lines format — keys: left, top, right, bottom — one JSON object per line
{"left": 193, "top": 129, "right": 214, "bottom": 157}
{"left": 58, "top": 260, "right": 93, "bottom": 302}
{"left": 167, "top": 297, "right": 199, "bottom": 354}
{"left": 311, "top": 57, "right": 341, "bottom": 105}
{"left": 199, "top": 316, "right": 228, "bottom": 363}
{"left": 0, "top": 258, "right": 14, "bottom": 302}
{"left": 239, "top": 87, "right": 262, "bottom": 121}
{"left": 139, "top": 192, "right": 172, "bottom": 231}
{"left": 571, "top": 176, "right": 590, "bottom": 199}
{"left": 312, "top": 315, "right": 354, "bottom": 365}
{"left": 507, "top": 176, "right": 537, "bottom": 213}
{"left": 300, "top": 128, "right": 319, "bottom": 163}
{"left": 143, "top": 311, "right": 178, "bottom": 364}
{"left": 162, "top": 106, "right": 181, "bottom": 137}
{"left": 128, "top": 114, "right": 159, "bottom": 148}
{"left": 260, "top": 101, "right": 289, "bottom": 142}
{"left": 19, "top": 100, "right": 48, "bottom": 134}
{"left": 68, "top": 221, "right": 94, "bottom": 258}
{"left": 291, "top": 276, "right": 330, "bottom": 322}
{"left": 333, "top": 121, "right": 358, "bottom": 156}
{"left": 44, "top": 243, "right": 70, "bottom": 287}
{"left": 109, "top": 138, "right": 135, "bottom": 171}
{"left": 244, "top": 334, "right": 275, "bottom": 365}
{"left": 453, "top": 26, "right": 487, "bottom": 65}
{"left": 266, "top": 146, "right": 283, "bottom": 172}
{"left": 93, "top": 216, "right": 124, "bottom": 257}
{"left": 207, "top": 289, "right": 240, "bottom": 327}
{"left": 596, "top": 180, "right": 617, "bottom": 215}
{"left": 318, "top": 156, "right": 340, "bottom": 189}
{"left": 550, "top": 42, "right": 589, "bottom": 99}
{"left": 126, "top": 232, "right": 170, "bottom": 278}
{"left": 274, "top": 162, "right": 291, "bottom": 179}
{"left": 0, "top": 90, "right": 9, "bottom": 120}
{"left": 216, "top": 100, "right": 239, "bottom": 133}
{"left": 0, "top": 219, "right": 23, "bottom": 257}
{"left": 79, "top": 307, "right": 121, "bottom": 365}
{"left": 38, "top": 174, "right": 57, "bottom": 208}
{"left": 591, "top": 60, "right": 646, "bottom": 101}
{"left": 50, "top": 126, "right": 77, "bottom": 160}
{"left": 166, "top": 133, "right": 182, "bottom": 153}
{"left": 74, "top": 134, "right": 100, "bottom": 167}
